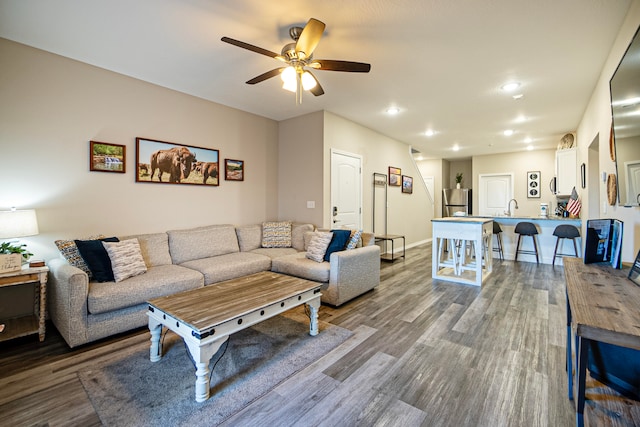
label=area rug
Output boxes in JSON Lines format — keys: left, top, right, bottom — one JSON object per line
{"left": 79, "top": 309, "right": 351, "bottom": 426}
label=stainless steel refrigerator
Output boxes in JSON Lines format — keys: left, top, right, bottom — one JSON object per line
{"left": 443, "top": 188, "right": 472, "bottom": 216}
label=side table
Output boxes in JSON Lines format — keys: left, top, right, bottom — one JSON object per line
{"left": 375, "top": 234, "right": 405, "bottom": 262}
{"left": 0, "top": 264, "right": 49, "bottom": 342}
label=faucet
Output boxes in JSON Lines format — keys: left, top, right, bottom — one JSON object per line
{"left": 505, "top": 199, "right": 519, "bottom": 217}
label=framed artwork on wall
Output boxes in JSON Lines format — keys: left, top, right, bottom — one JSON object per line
{"left": 90, "top": 141, "right": 125, "bottom": 173}
{"left": 135, "top": 137, "right": 219, "bottom": 186}
{"left": 402, "top": 175, "right": 413, "bottom": 194}
{"left": 225, "top": 159, "right": 244, "bottom": 181}
{"left": 388, "top": 166, "right": 401, "bottom": 186}
{"left": 527, "top": 171, "right": 540, "bottom": 198}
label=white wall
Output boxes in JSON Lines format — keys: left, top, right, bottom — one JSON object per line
{"left": 277, "top": 111, "right": 324, "bottom": 226}
{"left": 576, "top": 0, "right": 640, "bottom": 263}
{"left": 323, "top": 112, "right": 432, "bottom": 245}
{"left": 473, "top": 149, "right": 557, "bottom": 217}
{"left": 0, "top": 38, "right": 279, "bottom": 262}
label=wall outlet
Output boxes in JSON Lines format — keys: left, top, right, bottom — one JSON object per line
{"left": 307, "top": 201, "right": 315, "bottom": 209}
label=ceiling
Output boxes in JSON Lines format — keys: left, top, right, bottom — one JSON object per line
{"left": 0, "top": 0, "right": 633, "bottom": 160}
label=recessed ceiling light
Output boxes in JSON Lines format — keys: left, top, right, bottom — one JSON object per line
{"left": 416, "top": 155, "right": 424, "bottom": 161}
{"left": 527, "top": 145, "right": 534, "bottom": 151}
{"left": 386, "top": 107, "right": 400, "bottom": 115}
{"left": 501, "top": 82, "right": 521, "bottom": 92}
{"left": 512, "top": 94, "right": 524, "bottom": 100}
{"left": 524, "top": 137, "right": 532, "bottom": 143}
{"left": 425, "top": 129, "right": 435, "bottom": 137}
{"left": 452, "top": 144, "right": 460, "bottom": 151}
{"left": 503, "top": 129, "right": 514, "bottom": 136}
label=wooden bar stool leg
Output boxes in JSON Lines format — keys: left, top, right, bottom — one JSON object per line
{"left": 553, "top": 238, "right": 560, "bottom": 266}
{"left": 532, "top": 236, "right": 539, "bottom": 264}
{"left": 572, "top": 238, "right": 579, "bottom": 257}
{"left": 515, "top": 235, "right": 522, "bottom": 261}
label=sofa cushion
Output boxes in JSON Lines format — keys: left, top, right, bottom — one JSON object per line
{"left": 292, "top": 223, "right": 314, "bottom": 251}
{"left": 75, "top": 237, "right": 119, "bottom": 282}
{"left": 87, "top": 264, "right": 204, "bottom": 314}
{"left": 168, "top": 225, "right": 239, "bottom": 264}
{"left": 250, "top": 247, "right": 298, "bottom": 259}
{"left": 272, "top": 252, "right": 330, "bottom": 283}
{"left": 262, "top": 221, "right": 292, "bottom": 248}
{"left": 119, "top": 232, "right": 172, "bottom": 267}
{"left": 102, "top": 239, "right": 147, "bottom": 282}
{"left": 180, "top": 252, "right": 271, "bottom": 285}
{"left": 236, "top": 224, "right": 262, "bottom": 252}
{"left": 306, "top": 232, "right": 333, "bottom": 263}
{"left": 55, "top": 234, "right": 105, "bottom": 279}
{"left": 324, "top": 229, "right": 352, "bottom": 261}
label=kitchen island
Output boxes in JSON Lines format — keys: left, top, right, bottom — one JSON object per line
{"left": 432, "top": 217, "right": 493, "bottom": 286}
{"left": 477, "top": 215, "right": 582, "bottom": 265}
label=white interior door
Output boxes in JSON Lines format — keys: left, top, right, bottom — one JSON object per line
{"left": 478, "top": 173, "right": 513, "bottom": 216}
{"left": 625, "top": 160, "right": 640, "bottom": 205}
{"left": 330, "top": 150, "right": 362, "bottom": 229}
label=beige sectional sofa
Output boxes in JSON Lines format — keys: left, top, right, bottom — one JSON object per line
{"left": 48, "top": 223, "right": 380, "bottom": 347}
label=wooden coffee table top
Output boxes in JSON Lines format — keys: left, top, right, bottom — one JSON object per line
{"left": 147, "top": 271, "right": 321, "bottom": 333}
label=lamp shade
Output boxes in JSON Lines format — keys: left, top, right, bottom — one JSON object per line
{"left": 0, "top": 209, "right": 39, "bottom": 238}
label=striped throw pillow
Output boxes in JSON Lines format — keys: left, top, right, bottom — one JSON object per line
{"left": 102, "top": 239, "right": 147, "bottom": 283}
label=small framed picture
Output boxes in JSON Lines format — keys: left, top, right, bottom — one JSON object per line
{"left": 527, "top": 171, "right": 540, "bottom": 198}
{"left": 402, "top": 175, "right": 413, "bottom": 194}
{"left": 90, "top": 141, "right": 125, "bottom": 173}
{"left": 389, "top": 166, "right": 401, "bottom": 186}
{"left": 225, "top": 159, "right": 244, "bottom": 181}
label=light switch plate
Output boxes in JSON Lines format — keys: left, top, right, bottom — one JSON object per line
{"left": 306, "top": 201, "right": 315, "bottom": 209}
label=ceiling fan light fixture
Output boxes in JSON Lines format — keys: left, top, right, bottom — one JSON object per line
{"left": 281, "top": 66, "right": 296, "bottom": 84}
{"left": 282, "top": 79, "right": 297, "bottom": 93}
{"left": 301, "top": 71, "right": 317, "bottom": 90}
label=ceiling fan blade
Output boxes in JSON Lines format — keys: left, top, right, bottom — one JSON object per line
{"left": 295, "top": 18, "right": 326, "bottom": 60}
{"left": 314, "top": 59, "right": 371, "bottom": 73}
{"left": 307, "top": 71, "right": 324, "bottom": 96}
{"left": 246, "top": 68, "right": 285, "bottom": 85}
{"left": 221, "top": 36, "right": 280, "bottom": 59}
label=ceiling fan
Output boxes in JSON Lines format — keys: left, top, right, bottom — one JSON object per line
{"left": 221, "top": 18, "right": 371, "bottom": 103}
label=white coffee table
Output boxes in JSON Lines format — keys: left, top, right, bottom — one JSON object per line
{"left": 147, "top": 271, "right": 322, "bottom": 402}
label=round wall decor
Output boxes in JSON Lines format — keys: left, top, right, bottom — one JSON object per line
{"left": 607, "top": 173, "right": 617, "bottom": 205}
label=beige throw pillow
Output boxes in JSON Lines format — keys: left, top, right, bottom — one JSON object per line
{"left": 102, "top": 239, "right": 147, "bottom": 282}
{"left": 305, "top": 232, "right": 333, "bottom": 263}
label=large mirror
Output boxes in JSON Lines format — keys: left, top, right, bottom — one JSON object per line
{"left": 610, "top": 25, "right": 640, "bottom": 206}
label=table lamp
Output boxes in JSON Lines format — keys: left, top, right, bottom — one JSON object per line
{"left": 0, "top": 208, "right": 41, "bottom": 268}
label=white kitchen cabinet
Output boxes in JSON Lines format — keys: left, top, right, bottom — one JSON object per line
{"left": 555, "top": 148, "right": 577, "bottom": 196}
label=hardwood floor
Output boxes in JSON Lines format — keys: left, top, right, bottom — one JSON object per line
{"left": 0, "top": 243, "right": 636, "bottom": 426}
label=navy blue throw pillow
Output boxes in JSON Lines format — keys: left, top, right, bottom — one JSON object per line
{"left": 75, "top": 237, "right": 119, "bottom": 282}
{"left": 323, "top": 229, "right": 352, "bottom": 262}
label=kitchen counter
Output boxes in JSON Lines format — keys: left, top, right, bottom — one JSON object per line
{"left": 466, "top": 215, "right": 582, "bottom": 264}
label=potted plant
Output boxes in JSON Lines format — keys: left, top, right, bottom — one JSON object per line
{"left": 455, "top": 173, "right": 463, "bottom": 189}
{"left": 0, "top": 242, "right": 33, "bottom": 273}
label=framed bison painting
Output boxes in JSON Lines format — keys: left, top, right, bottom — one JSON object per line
{"left": 90, "top": 141, "right": 125, "bottom": 173}
{"left": 135, "top": 137, "right": 219, "bottom": 186}
{"left": 225, "top": 159, "right": 244, "bottom": 181}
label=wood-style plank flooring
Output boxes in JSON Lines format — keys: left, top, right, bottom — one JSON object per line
{"left": 0, "top": 243, "right": 637, "bottom": 426}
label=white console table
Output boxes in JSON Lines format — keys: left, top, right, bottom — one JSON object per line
{"left": 432, "top": 217, "right": 493, "bottom": 286}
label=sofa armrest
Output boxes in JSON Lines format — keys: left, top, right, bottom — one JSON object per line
{"left": 48, "top": 258, "right": 90, "bottom": 347}
{"left": 325, "top": 245, "right": 380, "bottom": 306}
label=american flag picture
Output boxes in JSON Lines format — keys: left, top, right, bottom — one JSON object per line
{"left": 566, "top": 187, "right": 581, "bottom": 216}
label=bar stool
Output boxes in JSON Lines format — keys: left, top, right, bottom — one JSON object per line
{"left": 552, "top": 224, "right": 580, "bottom": 266}
{"left": 493, "top": 221, "right": 504, "bottom": 260}
{"left": 514, "top": 221, "right": 539, "bottom": 263}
